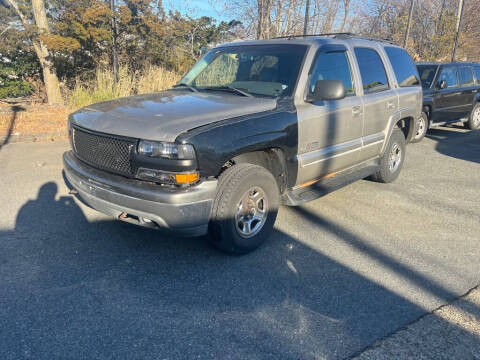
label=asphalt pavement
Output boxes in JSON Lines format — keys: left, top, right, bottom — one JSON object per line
{"left": 0, "top": 124, "right": 479, "bottom": 359}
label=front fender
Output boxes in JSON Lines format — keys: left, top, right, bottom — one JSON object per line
{"left": 177, "top": 109, "right": 299, "bottom": 188}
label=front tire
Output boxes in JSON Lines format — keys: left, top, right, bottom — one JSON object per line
{"left": 209, "top": 163, "right": 279, "bottom": 254}
{"left": 371, "top": 128, "right": 406, "bottom": 183}
{"left": 411, "top": 112, "right": 428, "bottom": 143}
{"left": 464, "top": 103, "right": 480, "bottom": 130}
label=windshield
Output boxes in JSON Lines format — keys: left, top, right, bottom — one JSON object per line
{"left": 179, "top": 44, "right": 308, "bottom": 97}
{"left": 417, "top": 65, "right": 439, "bottom": 89}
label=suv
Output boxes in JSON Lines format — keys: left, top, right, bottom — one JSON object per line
{"left": 64, "top": 34, "right": 422, "bottom": 254}
{"left": 414, "top": 62, "right": 480, "bottom": 142}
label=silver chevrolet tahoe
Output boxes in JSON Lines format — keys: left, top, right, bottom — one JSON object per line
{"left": 63, "top": 33, "right": 422, "bottom": 254}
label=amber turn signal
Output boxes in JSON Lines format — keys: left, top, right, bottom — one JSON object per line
{"left": 175, "top": 172, "right": 199, "bottom": 184}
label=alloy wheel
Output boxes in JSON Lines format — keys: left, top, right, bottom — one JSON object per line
{"left": 389, "top": 142, "right": 402, "bottom": 173}
{"left": 414, "top": 116, "right": 426, "bottom": 140}
{"left": 235, "top": 187, "right": 268, "bottom": 238}
{"left": 473, "top": 107, "right": 480, "bottom": 128}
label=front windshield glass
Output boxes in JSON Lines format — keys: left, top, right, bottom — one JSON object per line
{"left": 179, "top": 44, "right": 308, "bottom": 97}
{"left": 417, "top": 65, "right": 439, "bottom": 89}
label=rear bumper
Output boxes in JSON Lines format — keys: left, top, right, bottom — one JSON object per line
{"left": 63, "top": 151, "right": 217, "bottom": 236}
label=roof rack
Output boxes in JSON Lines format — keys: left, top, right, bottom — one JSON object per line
{"left": 272, "top": 32, "right": 397, "bottom": 45}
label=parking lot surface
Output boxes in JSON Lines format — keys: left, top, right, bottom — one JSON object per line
{"left": 0, "top": 125, "right": 479, "bottom": 359}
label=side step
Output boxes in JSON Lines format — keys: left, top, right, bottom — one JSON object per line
{"left": 283, "top": 159, "right": 380, "bottom": 206}
{"left": 429, "top": 117, "right": 468, "bottom": 128}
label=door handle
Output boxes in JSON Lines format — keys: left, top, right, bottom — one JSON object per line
{"left": 352, "top": 105, "right": 362, "bottom": 116}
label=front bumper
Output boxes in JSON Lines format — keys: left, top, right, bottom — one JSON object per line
{"left": 63, "top": 151, "right": 217, "bottom": 236}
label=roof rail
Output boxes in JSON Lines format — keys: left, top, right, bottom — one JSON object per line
{"left": 272, "top": 32, "right": 397, "bottom": 45}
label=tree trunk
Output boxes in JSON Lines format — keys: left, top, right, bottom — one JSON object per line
{"left": 257, "top": 0, "right": 273, "bottom": 39}
{"left": 5, "top": 0, "right": 63, "bottom": 105}
{"left": 340, "top": 0, "right": 351, "bottom": 32}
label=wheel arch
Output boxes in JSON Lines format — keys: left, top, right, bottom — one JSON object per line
{"left": 382, "top": 108, "right": 416, "bottom": 154}
{"left": 222, "top": 148, "right": 289, "bottom": 194}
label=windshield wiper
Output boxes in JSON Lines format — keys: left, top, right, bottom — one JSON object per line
{"left": 203, "top": 85, "right": 253, "bottom": 97}
{"left": 173, "top": 83, "right": 199, "bottom": 92}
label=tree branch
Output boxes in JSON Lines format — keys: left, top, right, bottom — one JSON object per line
{"left": 4, "top": 0, "right": 30, "bottom": 30}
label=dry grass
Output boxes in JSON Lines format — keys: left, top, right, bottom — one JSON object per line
{"left": 1, "top": 65, "right": 181, "bottom": 141}
{"left": 67, "top": 65, "right": 181, "bottom": 110}
{"left": 0, "top": 104, "right": 68, "bottom": 141}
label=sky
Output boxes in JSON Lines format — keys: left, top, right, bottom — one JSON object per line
{"left": 163, "top": 0, "right": 233, "bottom": 22}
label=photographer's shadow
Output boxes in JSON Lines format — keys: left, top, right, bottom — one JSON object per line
{"left": 15, "top": 182, "right": 89, "bottom": 235}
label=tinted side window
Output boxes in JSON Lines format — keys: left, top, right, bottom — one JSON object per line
{"left": 309, "top": 51, "right": 355, "bottom": 96}
{"left": 438, "top": 67, "right": 458, "bottom": 88}
{"left": 476, "top": 66, "right": 480, "bottom": 84}
{"left": 417, "top": 65, "right": 438, "bottom": 89}
{"left": 384, "top": 47, "right": 420, "bottom": 87}
{"left": 354, "top": 48, "right": 389, "bottom": 93}
{"left": 459, "top": 67, "right": 474, "bottom": 86}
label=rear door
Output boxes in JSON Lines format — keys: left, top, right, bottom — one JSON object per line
{"left": 353, "top": 46, "right": 398, "bottom": 160}
{"left": 432, "top": 65, "right": 464, "bottom": 123}
{"left": 458, "top": 66, "right": 477, "bottom": 117}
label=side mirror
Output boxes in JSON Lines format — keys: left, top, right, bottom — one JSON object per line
{"left": 437, "top": 80, "right": 448, "bottom": 89}
{"left": 307, "top": 80, "right": 346, "bottom": 102}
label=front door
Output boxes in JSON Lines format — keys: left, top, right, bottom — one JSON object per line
{"left": 432, "top": 66, "right": 464, "bottom": 123}
{"left": 296, "top": 47, "right": 363, "bottom": 186}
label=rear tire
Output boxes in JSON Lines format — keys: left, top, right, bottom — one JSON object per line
{"left": 371, "top": 128, "right": 406, "bottom": 183}
{"left": 209, "top": 163, "right": 279, "bottom": 254}
{"left": 464, "top": 103, "right": 480, "bottom": 130}
{"left": 411, "top": 112, "right": 428, "bottom": 143}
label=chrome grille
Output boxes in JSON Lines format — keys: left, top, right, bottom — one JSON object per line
{"left": 72, "top": 127, "right": 135, "bottom": 176}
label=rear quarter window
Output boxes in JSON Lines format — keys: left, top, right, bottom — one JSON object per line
{"left": 384, "top": 47, "right": 420, "bottom": 87}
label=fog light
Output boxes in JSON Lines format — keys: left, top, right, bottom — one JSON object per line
{"left": 137, "top": 168, "right": 198, "bottom": 185}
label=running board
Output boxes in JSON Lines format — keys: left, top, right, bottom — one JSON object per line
{"left": 283, "top": 158, "right": 380, "bottom": 206}
{"left": 429, "top": 117, "right": 468, "bottom": 128}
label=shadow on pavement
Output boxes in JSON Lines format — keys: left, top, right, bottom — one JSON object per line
{"left": 0, "top": 105, "right": 25, "bottom": 151}
{"left": 426, "top": 126, "right": 480, "bottom": 164}
{"left": 0, "top": 181, "right": 478, "bottom": 359}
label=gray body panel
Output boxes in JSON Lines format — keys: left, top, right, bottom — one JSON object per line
{"left": 294, "top": 38, "right": 422, "bottom": 187}
{"left": 63, "top": 151, "right": 216, "bottom": 236}
{"left": 69, "top": 91, "right": 277, "bottom": 142}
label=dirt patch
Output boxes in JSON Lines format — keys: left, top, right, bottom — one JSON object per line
{"left": 0, "top": 103, "right": 69, "bottom": 144}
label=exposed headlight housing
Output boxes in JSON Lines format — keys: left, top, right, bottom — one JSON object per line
{"left": 136, "top": 168, "right": 199, "bottom": 185}
{"left": 137, "top": 140, "right": 196, "bottom": 160}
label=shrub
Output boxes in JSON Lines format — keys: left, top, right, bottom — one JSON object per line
{"left": 67, "top": 65, "right": 180, "bottom": 110}
{"left": 0, "top": 78, "right": 34, "bottom": 98}
{"left": 0, "top": 51, "right": 39, "bottom": 99}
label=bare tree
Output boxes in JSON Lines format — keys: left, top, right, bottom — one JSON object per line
{"left": 257, "top": 0, "right": 273, "bottom": 39}
{"left": 5, "top": 0, "right": 63, "bottom": 105}
{"left": 339, "top": 0, "right": 352, "bottom": 32}
{"left": 222, "top": 0, "right": 362, "bottom": 39}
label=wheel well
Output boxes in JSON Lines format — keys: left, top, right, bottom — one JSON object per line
{"left": 423, "top": 105, "right": 432, "bottom": 119}
{"left": 220, "top": 148, "right": 288, "bottom": 193}
{"left": 396, "top": 117, "right": 415, "bottom": 142}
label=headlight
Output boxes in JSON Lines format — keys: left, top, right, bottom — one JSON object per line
{"left": 136, "top": 168, "right": 199, "bottom": 185}
{"left": 137, "top": 140, "right": 196, "bottom": 159}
